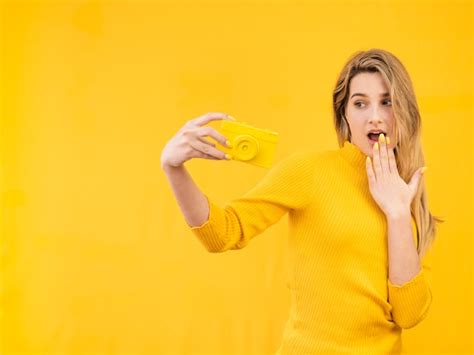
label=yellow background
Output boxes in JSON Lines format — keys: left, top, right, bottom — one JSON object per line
{"left": 1, "top": 0, "right": 472, "bottom": 354}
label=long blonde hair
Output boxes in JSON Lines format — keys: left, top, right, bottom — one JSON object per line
{"left": 332, "top": 48, "right": 443, "bottom": 258}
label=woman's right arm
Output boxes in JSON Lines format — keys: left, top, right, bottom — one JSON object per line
{"left": 161, "top": 165, "right": 210, "bottom": 227}
{"left": 160, "top": 112, "right": 235, "bottom": 227}
{"left": 161, "top": 112, "right": 318, "bottom": 253}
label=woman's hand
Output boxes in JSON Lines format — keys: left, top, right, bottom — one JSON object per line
{"left": 365, "top": 133, "right": 427, "bottom": 218}
{"left": 160, "top": 112, "right": 235, "bottom": 169}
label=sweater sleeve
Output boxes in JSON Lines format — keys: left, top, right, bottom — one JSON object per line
{"left": 189, "top": 151, "right": 318, "bottom": 253}
{"left": 387, "top": 217, "right": 433, "bottom": 329}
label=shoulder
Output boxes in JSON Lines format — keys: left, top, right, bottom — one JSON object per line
{"left": 279, "top": 146, "right": 336, "bottom": 163}
{"left": 276, "top": 147, "right": 338, "bottom": 169}
{"left": 262, "top": 148, "right": 336, "bottom": 183}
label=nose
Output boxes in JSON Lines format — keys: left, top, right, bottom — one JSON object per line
{"left": 368, "top": 107, "right": 383, "bottom": 124}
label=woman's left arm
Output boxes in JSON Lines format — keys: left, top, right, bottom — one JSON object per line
{"left": 385, "top": 213, "right": 433, "bottom": 330}
{"left": 386, "top": 211, "right": 421, "bottom": 285}
{"left": 366, "top": 133, "right": 431, "bottom": 328}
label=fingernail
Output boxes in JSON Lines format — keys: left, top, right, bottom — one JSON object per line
{"left": 227, "top": 115, "right": 236, "bottom": 121}
{"left": 226, "top": 140, "right": 232, "bottom": 148}
{"left": 386, "top": 136, "right": 391, "bottom": 145}
{"left": 225, "top": 154, "right": 232, "bottom": 160}
{"left": 374, "top": 142, "right": 379, "bottom": 150}
{"left": 421, "top": 166, "right": 428, "bottom": 174}
{"left": 379, "top": 133, "right": 385, "bottom": 143}
{"left": 366, "top": 156, "right": 371, "bottom": 165}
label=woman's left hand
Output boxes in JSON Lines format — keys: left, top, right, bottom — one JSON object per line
{"left": 365, "top": 134, "right": 426, "bottom": 217}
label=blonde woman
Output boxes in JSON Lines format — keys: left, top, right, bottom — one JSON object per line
{"left": 161, "top": 48, "right": 442, "bottom": 354}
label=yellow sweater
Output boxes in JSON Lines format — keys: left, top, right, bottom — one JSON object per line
{"left": 189, "top": 140, "right": 433, "bottom": 354}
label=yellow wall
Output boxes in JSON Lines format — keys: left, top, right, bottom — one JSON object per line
{"left": 1, "top": 0, "right": 472, "bottom": 354}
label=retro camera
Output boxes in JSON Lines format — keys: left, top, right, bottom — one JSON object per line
{"left": 219, "top": 120, "right": 279, "bottom": 168}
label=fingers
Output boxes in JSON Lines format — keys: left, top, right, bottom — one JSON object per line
{"left": 194, "top": 112, "right": 236, "bottom": 127}
{"left": 184, "top": 126, "right": 230, "bottom": 148}
{"left": 387, "top": 139, "right": 398, "bottom": 175}
{"left": 191, "top": 150, "right": 220, "bottom": 160}
{"left": 373, "top": 133, "right": 399, "bottom": 177}
{"left": 372, "top": 141, "right": 382, "bottom": 180}
{"left": 366, "top": 156, "right": 376, "bottom": 184}
{"left": 197, "top": 136, "right": 216, "bottom": 148}
{"left": 179, "top": 112, "right": 238, "bottom": 162}
{"left": 197, "top": 126, "right": 231, "bottom": 148}
{"left": 378, "top": 133, "right": 389, "bottom": 175}
{"left": 189, "top": 139, "right": 229, "bottom": 160}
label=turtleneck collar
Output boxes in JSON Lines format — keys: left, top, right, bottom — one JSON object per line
{"left": 339, "top": 140, "right": 368, "bottom": 170}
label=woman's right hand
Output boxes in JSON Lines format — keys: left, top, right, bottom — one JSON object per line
{"left": 160, "top": 112, "right": 235, "bottom": 169}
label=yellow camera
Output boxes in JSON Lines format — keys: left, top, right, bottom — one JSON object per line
{"left": 219, "top": 120, "right": 279, "bottom": 168}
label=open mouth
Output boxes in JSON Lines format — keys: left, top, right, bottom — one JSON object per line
{"left": 367, "top": 132, "right": 385, "bottom": 143}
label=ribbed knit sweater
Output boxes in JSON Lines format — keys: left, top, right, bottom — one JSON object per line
{"left": 189, "top": 140, "right": 433, "bottom": 354}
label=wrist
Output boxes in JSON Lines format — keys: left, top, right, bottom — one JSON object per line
{"left": 385, "top": 206, "right": 411, "bottom": 221}
{"left": 161, "top": 161, "right": 185, "bottom": 174}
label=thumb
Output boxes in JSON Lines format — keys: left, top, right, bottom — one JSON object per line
{"left": 408, "top": 166, "right": 427, "bottom": 194}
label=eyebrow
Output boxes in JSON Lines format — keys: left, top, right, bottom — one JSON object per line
{"left": 350, "top": 92, "right": 390, "bottom": 99}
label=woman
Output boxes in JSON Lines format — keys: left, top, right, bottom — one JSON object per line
{"left": 160, "top": 48, "right": 442, "bottom": 354}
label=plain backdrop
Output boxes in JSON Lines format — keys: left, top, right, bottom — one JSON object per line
{"left": 1, "top": 0, "right": 473, "bottom": 354}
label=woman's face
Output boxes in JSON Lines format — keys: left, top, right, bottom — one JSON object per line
{"left": 344, "top": 72, "right": 394, "bottom": 157}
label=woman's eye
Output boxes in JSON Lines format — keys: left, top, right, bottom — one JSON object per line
{"left": 354, "top": 100, "right": 391, "bottom": 107}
